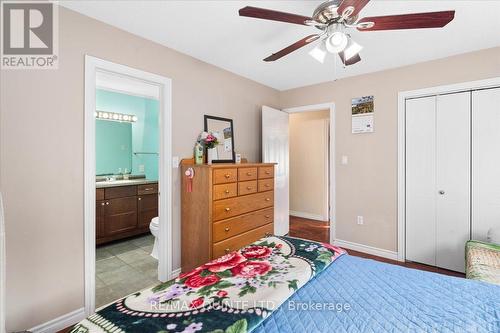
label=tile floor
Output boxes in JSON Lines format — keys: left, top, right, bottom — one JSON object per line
{"left": 95, "top": 234, "right": 159, "bottom": 307}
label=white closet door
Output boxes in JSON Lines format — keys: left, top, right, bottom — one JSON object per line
{"left": 435, "top": 92, "right": 471, "bottom": 273}
{"left": 406, "top": 96, "right": 437, "bottom": 266}
{"left": 473, "top": 88, "right": 500, "bottom": 241}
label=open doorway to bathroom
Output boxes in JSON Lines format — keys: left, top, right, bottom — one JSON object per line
{"left": 84, "top": 56, "right": 172, "bottom": 315}
{"left": 94, "top": 71, "right": 161, "bottom": 307}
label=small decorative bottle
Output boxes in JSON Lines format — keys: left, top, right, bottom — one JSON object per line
{"left": 194, "top": 142, "right": 204, "bottom": 165}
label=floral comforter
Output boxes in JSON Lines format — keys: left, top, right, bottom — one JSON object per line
{"left": 71, "top": 236, "right": 346, "bottom": 333}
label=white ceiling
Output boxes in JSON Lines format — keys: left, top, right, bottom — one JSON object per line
{"left": 61, "top": 1, "right": 500, "bottom": 91}
{"left": 96, "top": 71, "right": 160, "bottom": 100}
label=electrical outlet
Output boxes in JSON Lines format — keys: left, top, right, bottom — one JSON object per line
{"left": 341, "top": 155, "right": 348, "bottom": 165}
{"left": 172, "top": 156, "right": 180, "bottom": 168}
{"left": 139, "top": 164, "right": 145, "bottom": 173}
{"left": 357, "top": 216, "right": 364, "bottom": 225}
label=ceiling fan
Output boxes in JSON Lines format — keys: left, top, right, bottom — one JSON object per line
{"left": 239, "top": 0, "right": 455, "bottom": 65}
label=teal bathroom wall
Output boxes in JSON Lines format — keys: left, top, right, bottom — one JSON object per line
{"left": 96, "top": 89, "right": 159, "bottom": 180}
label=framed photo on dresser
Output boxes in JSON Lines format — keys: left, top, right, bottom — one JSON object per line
{"left": 204, "top": 115, "right": 235, "bottom": 163}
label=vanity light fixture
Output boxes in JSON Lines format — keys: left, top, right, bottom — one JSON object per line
{"left": 95, "top": 111, "right": 138, "bottom": 123}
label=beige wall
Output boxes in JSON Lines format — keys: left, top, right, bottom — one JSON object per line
{"left": 0, "top": 8, "right": 279, "bottom": 331}
{"left": 280, "top": 47, "right": 500, "bottom": 253}
{"left": 289, "top": 111, "right": 329, "bottom": 220}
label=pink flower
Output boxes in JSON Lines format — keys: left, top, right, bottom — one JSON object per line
{"left": 179, "top": 267, "right": 202, "bottom": 280}
{"left": 184, "top": 273, "right": 220, "bottom": 289}
{"left": 189, "top": 297, "right": 205, "bottom": 308}
{"left": 241, "top": 245, "right": 272, "bottom": 259}
{"left": 203, "top": 252, "right": 246, "bottom": 272}
{"left": 231, "top": 261, "right": 272, "bottom": 278}
{"left": 275, "top": 244, "right": 283, "bottom": 249}
{"left": 216, "top": 290, "right": 228, "bottom": 298}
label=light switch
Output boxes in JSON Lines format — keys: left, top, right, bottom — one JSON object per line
{"left": 139, "top": 164, "right": 145, "bottom": 173}
{"left": 172, "top": 156, "right": 180, "bottom": 168}
{"left": 341, "top": 155, "right": 348, "bottom": 165}
{"left": 357, "top": 216, "right": 364, "bottom": 225}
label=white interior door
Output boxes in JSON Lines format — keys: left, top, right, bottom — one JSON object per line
{"left": 435, "top": 92, "right": 470, "bottom": 273}
{"left": 473, "top": 87, "right": 500, "bottom": 241}
{"left": 405, "top": 96, "right": 437, "bottom": 266}
{"left": 262, "top": 106, "right": 289, "bottom": 236}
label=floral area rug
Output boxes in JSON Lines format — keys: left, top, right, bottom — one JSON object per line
{"left": 71, "top": 235, "right": 346, "bottom": 333}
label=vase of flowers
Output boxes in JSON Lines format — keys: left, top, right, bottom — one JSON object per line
{"left": 197, "top": 131, "right": 219, "bottom": 164}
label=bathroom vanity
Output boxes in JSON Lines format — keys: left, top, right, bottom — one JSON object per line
{"left": 95, "top": 180, "right": 158, "bottom": 245}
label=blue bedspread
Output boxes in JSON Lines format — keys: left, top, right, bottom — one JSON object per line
{"left": 254, "top": 254, "right": 500, "bottom": 332}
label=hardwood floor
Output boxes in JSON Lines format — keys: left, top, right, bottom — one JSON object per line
{"left": 289, "top": 215, "right": 464, "bottom": 278}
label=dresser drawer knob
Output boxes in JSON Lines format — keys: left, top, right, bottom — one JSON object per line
{"left": 106, "top": 202, "right": 110, "bottom": 205}
{"left": 224, "top": 174, "right": 230, "bottom": 179}
{"left": 225, "top": 207, "right": 231, "bottom": 212}
{"left": 265, "top": 184, "right": 270, "bottom": 187}
{"left": 265, "top": 198, "right": 270, "bottom": 201}
{"left": 101, "top": 202, "right": 105, "bottom": 206}
{"left": 138, "top": 197, "right": 142, "bottom": 201}
{"left": 224, "top": 227, "right": 230, "bottom": 232}
{"left": 265, "top": 215, "right": 271, "bottom": 218}
{"left": 265, "top": 171, "right": 271, "bottom": 175}
{"left": 246, "top": 186, "right": 252, "bottom": 190}
{"left": 224, "top": 189, "right": 230, "bottom": 194}
{"left": 224, "top": 248, "right": 230, "bottom": 254}
{"left": 247, "top": 172, "right": 252, "bottom": 176}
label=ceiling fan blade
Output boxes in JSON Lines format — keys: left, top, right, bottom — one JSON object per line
{"left": 264, "top": 35, "right": 320, "bottom": 62}
{"left": 357, "top": 11, "right": 455, "bottom": 31}
{"left": 239, "top": 6, "right": 312, "bottom": 26}
{"left": 339, "top": 52, "right": 361, "bottom": 66}
{"left": 338, "top": 0, "right": 371, "bottom": 18}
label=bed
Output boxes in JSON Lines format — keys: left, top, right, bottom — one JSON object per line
{"left": 72, "top": 236, "right": 500, "bottom": 333}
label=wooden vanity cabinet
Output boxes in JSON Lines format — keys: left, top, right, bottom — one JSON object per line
{"left": 96, "top": 182, "right": 158, "bottom": 245}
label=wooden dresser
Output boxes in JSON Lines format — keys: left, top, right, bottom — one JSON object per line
{"left": 181, "top": 162, "right": 276, "bottom": 272}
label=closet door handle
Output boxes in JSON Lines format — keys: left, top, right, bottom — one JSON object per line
{"left": 438, "top": 190, "right": 445, "bottom": 195}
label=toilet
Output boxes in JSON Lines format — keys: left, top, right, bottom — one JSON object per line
{"left": 149, "top": 217, "right": 159, "bottom": 260}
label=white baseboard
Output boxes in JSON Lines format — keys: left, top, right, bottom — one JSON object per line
{"left": 290, "top": 210, "right": 327, "bottom": 221}
{"left": 334, "top": 239, "right": 399, "bottom": 261}
{"left": 30, "top": 307, "right": 86, "bottom": 333}
{"left": 171, "top": 268, "right": 181, "bottom": 279}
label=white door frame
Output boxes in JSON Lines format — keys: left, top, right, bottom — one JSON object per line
{"left": 84, "top": 55, "right": 173, "bottom": 315}
{"left": 397, "top": 77, "right": 500, "bottom": 262}
{"left": 283, "top": 103, "right": 336, "bottom": 243}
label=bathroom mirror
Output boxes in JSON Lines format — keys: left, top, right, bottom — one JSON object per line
{"left": 96, "top": 119, "right": 132, "bottom": 175}
{"left": 204, "top": 115, "right": 235, "bottom": 163}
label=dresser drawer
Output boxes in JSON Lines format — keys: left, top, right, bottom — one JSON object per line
{"left": 258, "top": 166, "right": 274, "bottom": 179}
{"left": 213, "top": 183, "right": 237, "bottom": 201}
{"left": 212, "top": 223, "right": 273, "bottom": 258}
{"left": 213, "top": 208, "right": 273, "bottom": 242}
{"left": 238, "top": 167, "right": 257, "bottom": 181}
{"left": 138, "top": 183, "right": 158, "bottom": 195}
{"left": 105, "top": 185, "right": 137, "bottom": 199}
{"left": 213, "top": 191, "right": 274, "bottom": 221}
{"left": 258, "top": 178, "right": 274, "bottom": 192}
{"left": 238, "top": 180, "right": 257, "bottom": 196}
{"left": 213, "top": 168, "right": 237, "bottom": 184}
{"left": 96, "top": 188, "right": 105, "bottom": 201}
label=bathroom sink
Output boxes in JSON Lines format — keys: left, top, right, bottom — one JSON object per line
{"left": 96, "top": 178, "right": 157, "bottom": 188}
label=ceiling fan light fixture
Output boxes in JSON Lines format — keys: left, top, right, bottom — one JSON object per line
{"left": 309, "top": 42, "right": 327, "bottom": 63}
{"left": 325, "top": 31, "right": 348, "bottom": 53}
{"left": 343, "top": 39, "right": 363, "bottom": 61}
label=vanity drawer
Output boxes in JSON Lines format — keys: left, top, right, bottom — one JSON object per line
{"left": 213, "top": 183, "right": 237, "bottom": 201}
{"left": 212, "top": 223, "right": 273, "bottom": 258}
{"left": 138, "top": 183, "right": 158, "bottom": 195}
{"left": 258, "top": 178, "right": 274, "bottom": 192}
{"left": 105, "top": 185, "right": 137, "bottom": 199}
{"left": 238, "top": 180, "right": 257, "bottom": 196}
{"left": 258, "top": 166, "right": 274, "bottom": 179}
{"left": 213, "top": 191, "right": 274, "bottom": 221}
{"left": 238, "top": 167, "right": 257, "bottom": 181}
{"left": 213, "top": 168, "right": 237, "bottom": 184}
{"left": 213, "top": 208, "right": 274, "bottom": 242}
{"left": 96, "top": 188, "right": 105, "bottom": 201}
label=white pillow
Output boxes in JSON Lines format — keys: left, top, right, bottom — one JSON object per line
{"left": 487, "top": 227, "right": 500, "bottom": 244}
